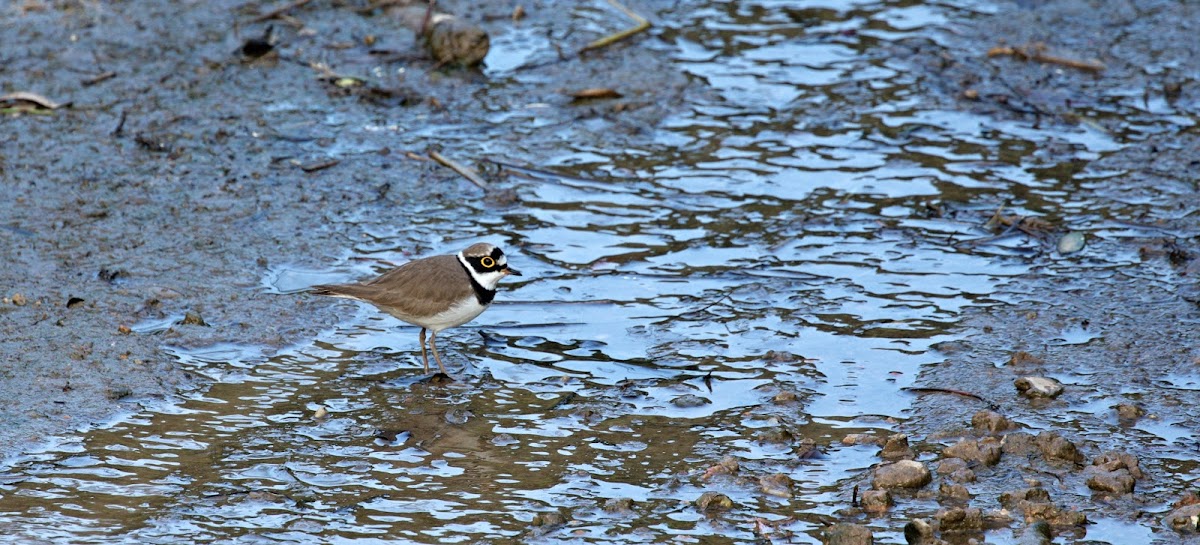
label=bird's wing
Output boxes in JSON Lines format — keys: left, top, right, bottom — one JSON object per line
{"left": 313, "top": 255, "right": 473, "bottom": 319}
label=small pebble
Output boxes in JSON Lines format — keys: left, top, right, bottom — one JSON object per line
{"left": 873, "top": 460, "right": 932, "bottom": 489}
{"left": 757, "top": 427, "right": 794, "bottom": 445}
{"left": 939, "top": 482, "right": 971, "bottom": 502}
{"left": 1114, "top": 403, "right": 1146, "bottom": 422}
{"left": 1085, "top": 468, "right": 1135, "bottom": 494}
{"left": 531, "top": 512, "right": 567, "bottom": 527}
{"left": 180, "top": 310, "right": 207, "bottom": 326}
{"left": 491, "top": 433, "right": 518, "bottom": 446}
{"left": 1057, "top": 231, "right": 1086, "bottom": 254}
{"left": 773, "top": 391, "right": 798, "bottom": 403}
{"left": 1035, "top": 431, "right": 1083, "bottom": 464}
{"left": 671, "top": 394, "right": 710, "bottom": 408}
{"left": 903, "top": 518, "right": 934, "bottom": 544}
{"left": 1015, "top": 376, "right": 1063, "bottom": 399}
{"left": 1016, "top": 520, "right": 1052, "bottom": 545}
{"left": 700, "top": 457, "right": 739, "bottom": 480}
{"left": 758, "top": 473, "right": 793, "bottom": 498}
{"left": 880, "top": 433, "right": 914, "bottom": 460}
{"left": 843, "top": 434, "right": 885, "bottom": 447}
{"left": 936, "top": 506, "right": 983, "bottom": 532}
{"left": 861, "top": 489, "right": 891, "bottom": 513}
{"left": 695, "top": 491, "right": 733, "bottom": 513}
{"left": 444, "top": 408, "right": 471, "bottom": 425}
{"left": 1164, "top": 504, "right": 1200, "bottom": 533}
{"left": 943, "top": 437, "right": 1002, "bottom": 466}
{"left": 825, "top": 522, "right": 873, "bottom": 545}
{"left": 971, "top": 410, "right": 1014, "bottom": 433}
{"left": 602, "top": 497, "right": 634, "bottom": 515}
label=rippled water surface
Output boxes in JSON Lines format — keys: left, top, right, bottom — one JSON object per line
{"left": 2, "top": 0, "right": 1186, "bottom": 543}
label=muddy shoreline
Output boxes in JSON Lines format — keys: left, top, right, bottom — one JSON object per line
{"left": 2, "top": 0, "right": 1199, "bottom": 542}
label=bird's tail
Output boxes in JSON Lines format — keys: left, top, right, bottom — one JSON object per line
{"left": 310, "top": 284, "right": 370, "bottom": 301}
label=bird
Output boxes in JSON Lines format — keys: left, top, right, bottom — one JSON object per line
{"left": 311, "top": 242, "right": 520, "bottom": 375}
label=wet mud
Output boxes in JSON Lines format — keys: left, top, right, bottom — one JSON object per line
{"left": 1, "top": 0, "right": 1198, "bottom": 543}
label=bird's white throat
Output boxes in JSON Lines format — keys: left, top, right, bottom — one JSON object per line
{"left": 457, "top": 252, "right": 507, "bottom": 290}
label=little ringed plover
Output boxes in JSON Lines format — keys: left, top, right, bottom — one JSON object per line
{"left": 312, "top": 242, "right": 520, "bottom": 374}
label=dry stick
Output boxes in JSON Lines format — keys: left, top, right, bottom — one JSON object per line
{"left": 428, "top": 150, "right": 490, "bottom": 191}
{"left": 484, "top": 158, "right": 563, "bottom": 180}
{"left": 987, "top": 45, "right": 1105, "bottom": 73}
{"left": 300, "top": 159, "right": 340, "bottom": 172}
{"left": 901, "top": 387, "right": 998, "bottom": 409}
{"left": 354, "top": 0, "right": 409, "bottom": 14}
{"left": 251, "top": 0, "right": 314, "bottom": 23}
{"left": 580, "top": 0, "right": 651, "bottom": 53}
{"left": 82, "top": 71, "right": 116, "bottom": 86}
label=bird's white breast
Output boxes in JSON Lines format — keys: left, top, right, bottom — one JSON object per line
{"left": 416, "top": 295, "right": 488, "bottom": 332}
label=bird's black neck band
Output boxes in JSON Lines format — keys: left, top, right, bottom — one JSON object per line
{"left": 458, "top": 259, "right": 496, "bottom": 305}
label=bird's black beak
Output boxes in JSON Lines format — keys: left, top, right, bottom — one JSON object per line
{"left": 504, "top": 266, "right": 522, "bottom": 276}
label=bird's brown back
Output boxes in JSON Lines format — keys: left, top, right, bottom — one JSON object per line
{"left": 312, "top": 254, "right": 475, "bottom": 320}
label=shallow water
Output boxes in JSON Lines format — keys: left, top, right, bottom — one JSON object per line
{"left": 1, "top": 0, "right": 1191, "bottom": 543}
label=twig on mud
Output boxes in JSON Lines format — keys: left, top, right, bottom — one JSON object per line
{"left": 81, "top": 71, "right": 116, "bottom": 87}
{"left": 580, "top": 0, "right": 651, "bottom": 54}
{"left": 960, "top": 215, "right": 1024, "bottom": 247}
{"left": 902, "top": 387, "right": 998, "bottom": 409}
{"left": 961, "top": 204, "right": 1056, "bottom": 248}
{"left": 111, "top": 109, "right": 128, "bottom": 137}
{"left": 250, "top": 0, "right": 313, "bottom": 23}
{"left": 429, "top": 150, "right": 490, "bottom": 191}
{"left": 484, "top": 158, "right": 565, "bottom": 180}
{"left": 987, "top": 43, "right": 1105, "bottom": 73}
{"left": 695, "top": 293, "right": 733, "bottom": 314}
{"left": 355, "top": 0, "right": 399, "bottom": 14}
{"left": 300, "top": 159, "right": 340, "bottom": 172}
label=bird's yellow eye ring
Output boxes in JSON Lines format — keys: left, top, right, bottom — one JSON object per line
{"left": 481, "top": 256, "right": 496, "bottom": 268}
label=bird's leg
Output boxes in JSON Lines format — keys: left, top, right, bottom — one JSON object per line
{"left": 418, "top": 327, "right": 431, "bottom": 374}
{"left": 419, "top": 0, "right": 436, "bottom": 39}
{"left": 428, "top": 330, "right": 449, "bottom": 375}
